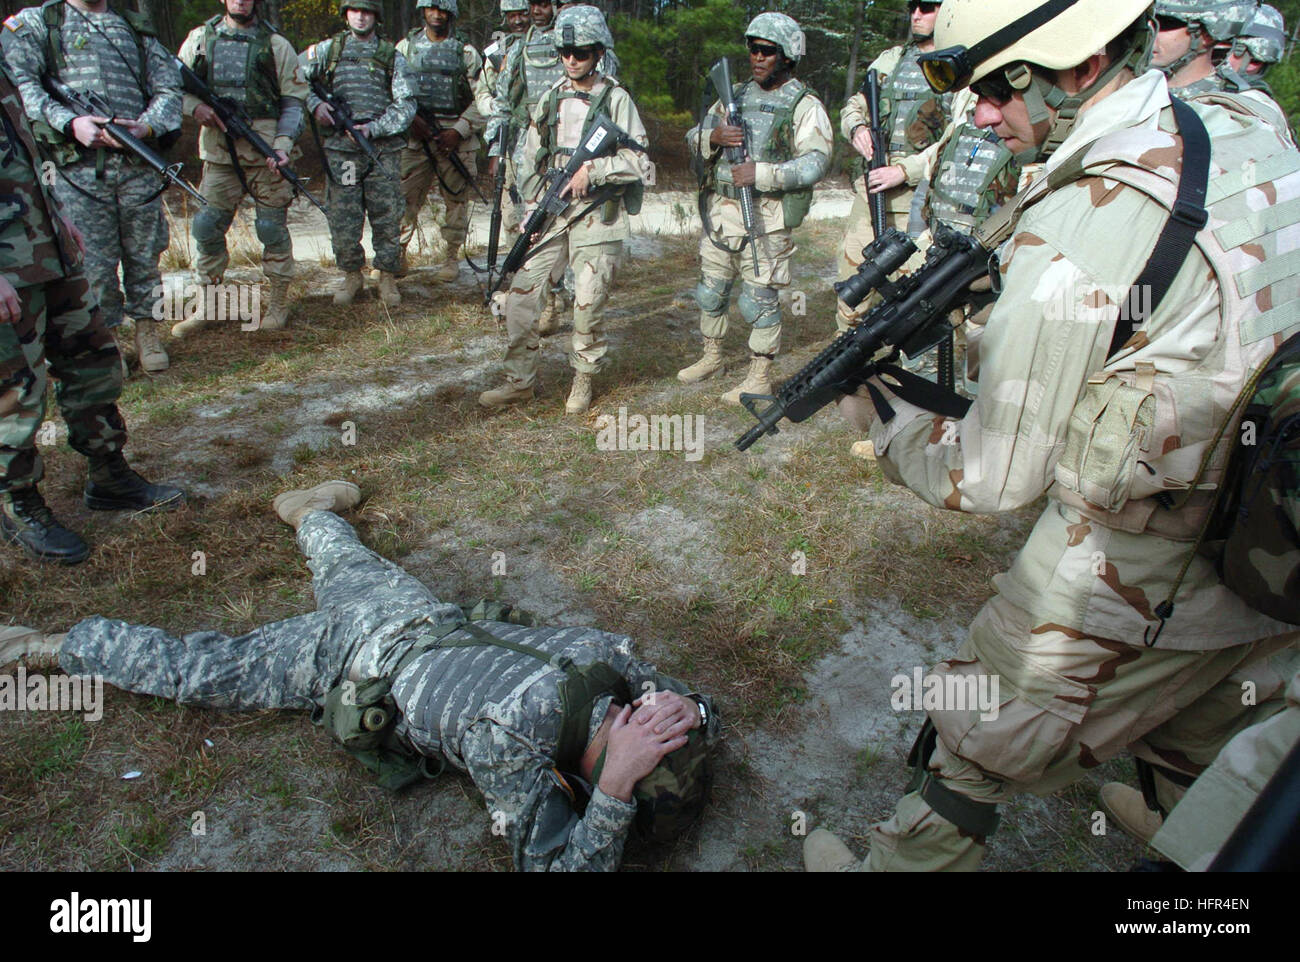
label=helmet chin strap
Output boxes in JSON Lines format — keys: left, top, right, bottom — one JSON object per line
{"left": 1157, "top": 22, "right": 1207, "bottom": 80}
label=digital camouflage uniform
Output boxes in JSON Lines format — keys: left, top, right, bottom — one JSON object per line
{"left": 0, "top": 59, "right": 125, "bottom": 496}
{"left": 836, "top": 44, "right": 967, "bottom": 329}
{"left": 302, "top": 30, "right": 416, "bottom": 275}
{"left": 499, "top": 73, "right": 650, "bottom": 388}
{"left": 58, "top": 509, "right": 720, "bottom": 872}
{"left": 482, "top": 22, "right": 525, "bottom": 233}
{"left": 178, "top": 15, "right": 309, "bottom": 286}
{"left": 1, "top": 0, "right": 181, "bottom": 331}
{"left": 1152, "top": 667, "right": 1300, "bottom": 870}
{"left": 688, "top": 75, "right": 832, "bottom": 358}
{"left": 396, "top": 10, "right": 492, "bottom": 269}
{"left": 861, "top": 70, "right": 1300, "bottom": 870}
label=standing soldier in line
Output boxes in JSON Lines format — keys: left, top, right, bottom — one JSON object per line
{"left": 804, "top": 0, "right": 1300, "bottom": 872}
{"left": 490, "top": 0, "right": 569, "bottom": 331}
{"left": 478, "top": 5, "right": 650, "bottom": 416}
{"left": 679, "top": 13, "right": 832, "bottom": 406}
{"left": 836, "top": 0, "right": 963, "bottom": 333}
{"left": 397, "top": 0, "right": 490, "bottom": 284}
{"left": 0, "top": 57, "right": 184, "bottom": 565}
{"left": 301, "top": 0, "right": 415, "bottom": 308}
{"left": 482, "top": 0, "right": 531, "bottom": 241}
{"left": 172, "top": 0, "right": 309, "bottom": 338}
{"left": 1, "top": 0, "right": 183, "bottom": 374}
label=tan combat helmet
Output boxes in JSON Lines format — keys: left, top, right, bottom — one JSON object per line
{"left": 920, "top": 0, "right": 1155, "bottom": 161}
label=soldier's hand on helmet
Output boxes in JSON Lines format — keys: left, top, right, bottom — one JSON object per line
{"left": 599, "top": 704, "right": 689, "bottom": 802}
{"left": 71, "top": 115, "right": 118, "bottom": 149}
{"left": 709, "top": 124, "right": 745, "bottom": 149}
{"left": 837, "top": 383, "right": 880, "bottom": 434}
{"left": 632, "top": 690, "right": 700, "bottom": 736}
{"left": 852, "top": 125, "right": 874, "bottom": 161}
{"left": 194, "top": 103, "right": 228, "bottom": 133}
{"left": 731, "top": 161, "right": 757, "bottom": 188}
{"left": 267, "top": 150, "right": 289, "bottom": 172}
{"left": 868, "top": 165, "right": 906, "bottom": 193}
{"left": 560, "top": 162, "right": 591, "bottom": 200}
{"left": 0, "top": 277, "right": 21, "bottom": 326}
{"left": 314, "top": 102, "right": 336, "bottom": 127}
{"left": 434, "top": 128, "right": 462, "bottom": 155}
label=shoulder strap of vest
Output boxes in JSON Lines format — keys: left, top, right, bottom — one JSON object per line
{"left": 323, "top": 31, "right": 348, "bottom": 85}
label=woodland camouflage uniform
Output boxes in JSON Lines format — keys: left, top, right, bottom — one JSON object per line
{"left": 60, "top": 508, "right": 720, "bottom": 871}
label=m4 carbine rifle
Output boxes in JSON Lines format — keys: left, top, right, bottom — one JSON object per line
{"left": 43, "top": 77, "right": 207, "bottom": 207}
{"left": 174, "top": 57, "right": 326, "bottom": 214}
{"left": 308, "top": 78, "right": 381, "bottom": 165}
{"left": 735, "top": 224, "right": 995, "bottom": 451}
{"left": 485, "top": 119, "right": 512, "bottom": 292}
{"left": 416, "top": 108, "right": 488, "bottom": 204}
{"left": 485, "top": 111, "right": 635, "bottom": 304}
{"left": 863, "top": 69, "right": 888, "bottom": 239}
{"left": 709, "top": 58, "right": 761, "bottom": 276}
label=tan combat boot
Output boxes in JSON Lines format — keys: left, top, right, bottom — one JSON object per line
{"left": 478, "top": 379, "right": 536, "bottom": 409}
{"left": 377, "top": 272, "right": 402, "bottom": 307}
{"left": 272, "top": 480, "right": 363, "bottom": 530}
{"left": 803, "top": 829, "right": 861, "bottom": 872}
{"left": 565, "top": 372, "right": 593, "bottom": 415}
{"left": 434, "top": 252, "right": 460, "bottom": 282}
{"left": 677, "top": 336, "right": 725, "bottom": 383}
{"left": 721, "top": 354, "right": 774, "bottom": 406}
{"left": 333, "top": 270, "right": 365, "bottom": 306}
{"left": 0, "top": 625, "right": 61, "bottom": 669}
{"left": 134, "top": 319, "right": 169, "bottom": 373}
{"left": 850, "top": 440, "right": 877, "bottom": 461}
{"left": 260, "top": 278, "right": 291, "bottom": 331}
{"left": 171, "top": 280, "right": 218, "bottom": 338}
{"left": 537, "top": 291, "right": 559, "bottom": 336}
{"left": 1100, "top": 783, "right": 1163, "bottom": 845}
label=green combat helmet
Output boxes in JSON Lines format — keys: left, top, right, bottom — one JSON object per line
{"left": 745, "top": 11, "right": 806, "bottom": 62}
{"left": 340, "top": 0, "right": 383, "bottom": 16}
{"left": 1237, "top": 4, "right": 1287, "bottom": 73}
{"left": 416, "top": 0, "right": 458, "bottom": 14}
{"left": 552, "top": 4, "right": 615, "bottom": 51}
{"left": 501, "top": 0, "right": 529, "bottom": 11}
{"left": 593, "top": 713, "right": 716, "bottom": 844}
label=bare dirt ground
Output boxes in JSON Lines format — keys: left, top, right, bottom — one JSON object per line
{"left": 0, "top": 194, "right": 1146, "bottom": 873}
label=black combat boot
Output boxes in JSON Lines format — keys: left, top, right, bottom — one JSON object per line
{"left": 0, "top": 487, "right": 90, "bottom": 564}
{"left": 83, "top": 453, "right": 185, "bottom": 512}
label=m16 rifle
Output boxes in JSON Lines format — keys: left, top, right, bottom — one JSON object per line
{"left": 485, "top": 111, "right": 634, "bottom": 304}
{"left": 174, "top": 58, "right": 326, "bottom": 214}
{"left": 709, "top": 58, "right": 761, "bottom": 276}
{"left": 863, "top": 68, "right": 888, "bottom": 239}
{"left": 735, "top": 224, "right": 994, "bottom": 451}
{"left": 485, "top": 119, "right": 512, "bottom": 291}
{"left": 416, "top": 109, "right": 489, "bottom": 204}
{"left": 43, "top": 77, "right": 207, "bottom": 207}
{"left": 308, "top": 79, "right": 381, "bottom": 165}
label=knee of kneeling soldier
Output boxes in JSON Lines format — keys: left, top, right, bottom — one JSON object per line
{"left": 254, "top": 208, "right": 290, "bottom": 249}
{"left": 695, "top": 275, "right": 733, "bottom": 316}
{"left": 739, "top": 284, "right": 781, "bottom": 329}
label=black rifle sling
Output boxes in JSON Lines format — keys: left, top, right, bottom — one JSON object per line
{"left": 1109, "top": 97, "right": 1211, "bottom": 359}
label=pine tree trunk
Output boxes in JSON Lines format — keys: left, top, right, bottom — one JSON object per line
{"left": 844, "top": 0, "right": 867, "bottom": 103}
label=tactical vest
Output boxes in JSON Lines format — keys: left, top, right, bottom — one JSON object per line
{"left": 36, "top": 0, "right": 152, "bottom": 158}
{"left": 927, "top": 122, "right": 1019, "bottom": 232}
{"left": 404, "top": 27, "right": 473, "bottom": 117}
{"left": 534, "top": 80, "right": 644, "bottom": 216}
{"left": 713, "top": 78, "right": 814, "bottom": 229}
{"left": 882, "top": 44, "right": 950, "bottom": 159}
{"left": 996, "top": 94, "right": 1300, "bottom": 542}
{"left": 507, "top": 25, "right": 563, "bottom": 125}
{"left": 192, "top": 16, "right": 281, "bottom": 120}
{"left": 323, "top": 31, "right": 397, "bottom": 122}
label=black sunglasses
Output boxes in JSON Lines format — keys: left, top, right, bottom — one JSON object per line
{"left": 558, "top": 45, "right": 597, "bottom": 61}
{"left": 971, "top": 69, "right": 1016, "bottom": 106}
{"left": 909, "top": 1, "right": 941, "bottom": 14}
{"left": 1155, "top": 14, "right": 1189, "bottom": 32}
{"left": 747, "top": 41, "right": 783, "bottom": 58}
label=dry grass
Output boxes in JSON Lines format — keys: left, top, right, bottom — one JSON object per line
{"left": 0, "top": 222, "right": 1138, "bottom": 872}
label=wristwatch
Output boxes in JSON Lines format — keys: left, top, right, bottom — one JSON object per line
{"left": 689, "top": 694, "right": 709, "bottom": 730}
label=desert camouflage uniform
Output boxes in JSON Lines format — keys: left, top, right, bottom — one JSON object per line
{"left": 1152, "top": 666, "right": 1300, "bottom": 870}
{"left": 836, "top": 45, "right": 968, "bottom": 330}
{"left": 301, "top": 31, "right": 416, "bottom": 274}
{"left": 178, "top": 16, "right": 309, "bottom": 284}
{"left": 0, "top": 60, "right": 125, "bottom": 495}
{"left": 688, "top": 77, "right": 832, "bottom": 357}
{"left": 396, "top": 25, "right": 491, "bottom": 264}
{"left": 860, "top": 70, "right": 1300, "bottom": 870}
{"left": 499, "top": 75, "right": 650, "bottom": 387}
{"left": 1, "top": 1, "right": 181, "bottom": 330}
{"left": 58, "top": 509, "right": 719, "bottom": 872}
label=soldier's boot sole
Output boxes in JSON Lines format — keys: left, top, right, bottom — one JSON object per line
{"left": 0, "top": 626, "right": 64, "bottom": 670}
